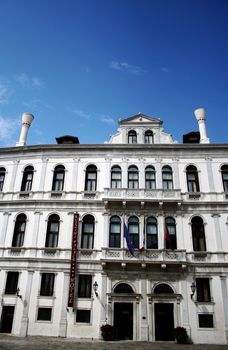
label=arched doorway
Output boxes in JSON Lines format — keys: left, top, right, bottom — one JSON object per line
{"left": 153, "top": 283, "right": 175, "bottom": 341}
{"left": 113, "top": 283, "right": 134, "bottom": 340}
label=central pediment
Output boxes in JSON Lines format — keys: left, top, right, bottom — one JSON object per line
{"left": 119, "top": 113, "right": 163, "bottom": 125}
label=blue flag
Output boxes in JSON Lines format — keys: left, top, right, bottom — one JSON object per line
{"left": 124, "top": 223, "right": 135, "bottom": 257}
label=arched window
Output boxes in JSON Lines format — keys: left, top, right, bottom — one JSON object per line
{"left": 109, "top": 216, "right": 121, "bottom": 248}
{"left": 0, "top": 167, "right": 6, "bottom": 192}
{"left": 52, "top": 165, "right": 65, "bottom": 191}
{"left": 144, "top": 130, "right": 153, "bottom": 144}
{"left": 186, "top": 165, "right": 200, "bottom": 192}
{"left": 128, "top": 130, "right": 137, "bottom": 144}
{"left": 114, "top": 283, "right": 134, "bottom": 293}
{"left": 111, "top": 166, "right": 121, "bottom": 189}
{"left": 128, "top": 165, "right": 139, "bottom": 189}
{"left": 12, "top": 214, "right": 27, "bottom": 247}
{"left": 221, "top": 165, "right": 228, "bottom": 192}
{"left": 165, "top": 217, "right": 177, "bottom": 250}
{"left": 146, "top": 216, "right": 158, "bottom": 249}
{"left": 21, "top": 166, "right": 34, "bottom": 192}
{"left": 81, "top": 215, "right": 95, "bottom": 249}
{"left": 162, "top": 166, "right": 173, "bottom": 190}
{"left": 145, "top": 166, "right": 156, "bottom": 189}
{"left": 191, "top": 216, "right": 206, "bottom": 251}
{"left": 85, "top": 165, "right": 97, "bottom": 191}
{"left": 128, "top": 216, "right": 139, "bottom": 248}
{"left": 154, "top": 283, "right": 174, "bottom": 294}
{"left": 45, "top": 214, "right": 60, "bottom": 248}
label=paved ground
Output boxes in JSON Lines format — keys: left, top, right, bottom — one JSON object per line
{"left": 0, "top": 335, "right": 227, "bottom": 350}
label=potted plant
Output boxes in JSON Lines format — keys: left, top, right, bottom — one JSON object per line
{"left": 100, "top": 324, "right": 114, "bottom": 341}
{"left": 174, "top": 326, "right": 189, "bottom": 344}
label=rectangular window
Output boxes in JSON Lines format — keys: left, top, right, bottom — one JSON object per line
{"left": 196, "top": 278, "right": 211, "bottom": 302}
{"left": 37, "top": 307, "right": 52, "bottom": 321}
{"left": 198, "top": 314, "right": 214, "bottom": 328}
{"left": 76, "top": 309, "right": 91, "bottom": 323}
{"left": 5, "top": 272, "right": 19, "bottom": 294}
{"left": 40, "top": 273, "right": 55, "bottom": 296}
{"left": 78, "top": 275, "right": 92, "bottom": 298}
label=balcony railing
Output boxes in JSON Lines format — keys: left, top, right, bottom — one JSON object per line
{"left": 101, "top": 248, "right": 187, "bottom": 264}
{"left": 103, "top": 188, "right": 182, "bottom": 201}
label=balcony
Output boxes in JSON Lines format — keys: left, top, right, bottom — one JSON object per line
{"left": 101, "top": 248, "right": 187, "bottom": 267}
{"left": 103, "top": 188, "right": 182, "bottom": 202}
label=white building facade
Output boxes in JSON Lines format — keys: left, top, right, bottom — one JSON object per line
{"left": 0, "top": 111, "right": 228, "bottom": 344}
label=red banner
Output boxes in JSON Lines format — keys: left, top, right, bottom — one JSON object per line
{"left": 68, "top": 213, "right": 79, "bottom": 307}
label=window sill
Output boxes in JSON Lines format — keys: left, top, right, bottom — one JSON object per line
{"left": 42, "top": 248, "right": 58, "bottom": 255}
{"left": 50, "top": 191, "right": 63, "bottom": 197}
{"left": 194, "top": 301, "right": 215, "bottom": 305}
{"left": 188, "top": 193, "right": 201, "bottom": 199}
{"left": 193, "top": 252, "right": 207, "bottom": 257}
{"left": 19, "top": 191, "right": 31, "bottom": 197}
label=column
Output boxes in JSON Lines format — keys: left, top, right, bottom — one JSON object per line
{"left": 211, "top": 214, "right": 222, "bottom": 251}
{"left": 140, "top": 277, "right": 149, "bottom": 340}
{"left": 39, "top": 157, "right": 49, "bottom": 194}
{"left": 71, "top": 158, "right": 79, "bottom": 192}
{"left": 180, "top": 280, "right": 191, "bottom": 336}
{"left": 220, "top": 276, "right": 228, "bottom": 343}
{"left": 31, "top": 211, "right": 43, "bottom": 249}
{"left": 20, "top": 270, "right": 34, "bottom": 336}
{"left": 103, "top": 213, "right": 109, "bottom": 248}
{"left": 139, "top": 214, "right": 145, "bottom": 248}
{"left": 105, "top": 156, "right": 111, "bottom": 188}
{"left": 172, "top": 157, "right": 180, "bottom": 189}
{"left": 157, "top": 213, "right": 164, "bottom": 249}
{"left": 0, "top": 212, "right": 11, "bottom": 246}
{"left": 122, "top": 158, "right": 128, "bottom": 189}
{"left": 155, "top": 158, "right": 162, "bottom": 189}
{"left": 205, "top": 157, "right": 215, "bottom": 192}
{"left": 9, "top": 160, "right": 20, "bottom": 192}
{"left": 100, "top": 273, "right": 108, "bottom": 324}
{"left": 59, "top": 272, "right": 70, "bottom": 337}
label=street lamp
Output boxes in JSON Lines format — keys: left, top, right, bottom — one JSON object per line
{"left": 190, "top": 282, "right": 196, "bottom": 299}
{"left": 93, "top": 281, "right": 98, "bottom": 297}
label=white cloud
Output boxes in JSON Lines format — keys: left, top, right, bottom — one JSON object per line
{"left": 0, "top": 116, "right": 20, "bottom": 146}
{"left": 110, "top": 61, "right": 146, "bottom": 75}
{"left": 22, "top": 98, "right": 40, "bottom": 110}
{"left": 0, "top": 82, "right": 12, "bottom": 104}
{"left": 31, "top": 77, "right": 43, "bottom": 87}
{"left": 161, "top": 67, "right": 169, "bottom": 73}
{"left": 15, "top": 73, "right": 43, "bottom": 88}
{"left": 101, "top": 115, "right": 115, "bottom": 124}
{"left": 72, "top": 109, "right": 91, "bottom": 119}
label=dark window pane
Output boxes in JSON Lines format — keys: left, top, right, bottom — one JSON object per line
{"left": 45, "top": 215, "right": 60, "bottom": 248}
{"left": 76, "top": 310, "right": 91, "bottom": 323}
{"left": 114, "top": 283, "right": 134, "bottom": 293}
{"left": 12, "top": 214, "right": 26, "bottom": 247}
{"left": 78, "top": 275, "right": 92, "bottom": 298}
{"left": 37, "top": 308, "right": 52, "bottom": 321}
{"left": 40, "top": 273, "right": 55, "bottom": 296}
{"left": 198, "top": 314, "right": 213, "bottom": 328}
{"left": 192, "top": 217, "right": 206, "bottom": 251}
{"left": 5, "top": 272, "right": 19, "bottom": 294}
{"left": 0, "top": 167, "right": 6, "bottom": 191}
{"left": 21, "top": 166, "right": 34, "bottom": 192}
{"left": 81, "top": 215, "right": 94, "bottom": 249}
{"left": 52, "top": 166, "right": 65, "bottom": 191}
{"left": 196, "top": 278, "right": 211, "bottom": 302}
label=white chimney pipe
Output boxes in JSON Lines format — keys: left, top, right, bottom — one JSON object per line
{"left": 16, "top": 113, "right": 34, "bottom": 147}
{"left": 194, "top": 107, "right": 210, "bottom": 144}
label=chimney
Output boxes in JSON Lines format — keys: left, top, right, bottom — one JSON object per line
{"left": 16, "top": 113, "right": 34, "bottom": 147}
{"left": 194, "top": 108, "right": 210, "bottom": 144}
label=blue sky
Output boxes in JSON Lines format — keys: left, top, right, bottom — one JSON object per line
{"left": 0, "top": 0, "right": 227, "bottom": 146}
